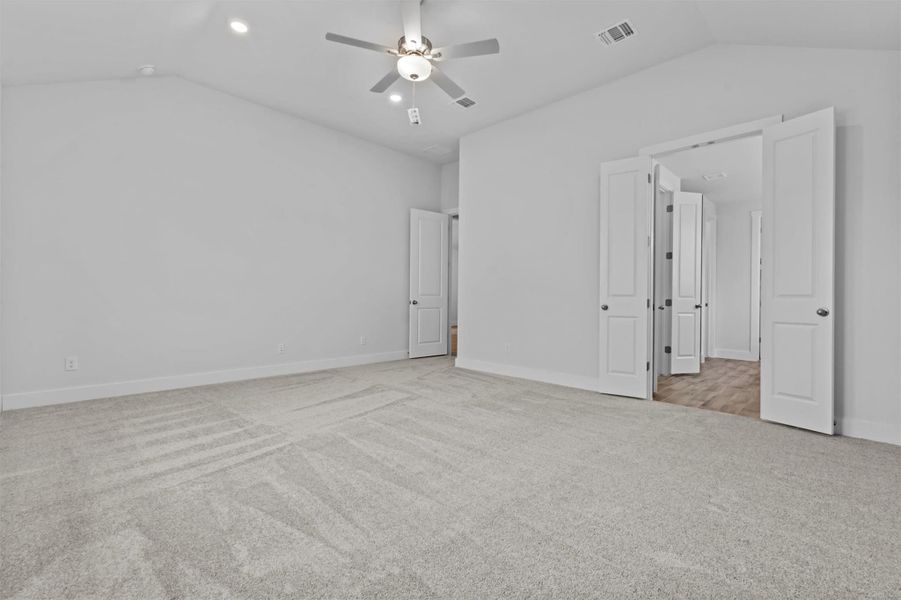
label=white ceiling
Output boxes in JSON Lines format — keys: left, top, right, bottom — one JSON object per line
{"left": 3, "top": 1, "right": 899, "bottom": 163}
{"left": 658, "top": 135, "right": 762, "bottom": 207}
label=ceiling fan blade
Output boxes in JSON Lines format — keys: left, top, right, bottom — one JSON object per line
{"left": 370, "top": 70, "right": 401, "bottom": 93}
{"left": 401, "top": 0, "right": 423, "bottom": 49}
{"left": 429, "top": 66, "right": 465, "bottom": 100}
{"left": 432, "top": 38, "right": 500, "bottom": 61}
{"left": 325, "top": 32, "right": 395, "bottom": 55}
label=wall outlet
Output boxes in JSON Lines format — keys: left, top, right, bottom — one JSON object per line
{"left": 277, "top": 343, "right": 287, "bottom": 354}
{"left": 65, "top": 356, "right": 79, "bottom": 371}
{"left": 359, "top": 336, "right": 367, "bottom": 346}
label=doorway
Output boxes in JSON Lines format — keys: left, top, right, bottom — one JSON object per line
{"left": 598, "top": 109, "right": 836, "bottom": 435}
{"left": 408, "top": 208, "right": 459, "bottom": 359}
{"left": 651, "top": 135, "right": 764, "bottom": 418}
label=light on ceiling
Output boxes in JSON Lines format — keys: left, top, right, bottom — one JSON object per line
{"left": 397, "top": 55, "right": 431, "bottom": 82}
{"left": 229, "top": 19, "right": 249, "bottom": 34}
{"left": 702, "top": 172, "right": 728, "bottom": 182}
{"left": 389, "top": 93, "right": 403, "bottom": 103}
{"left": 137, "top": 65, "right": 156, "bottom": 76}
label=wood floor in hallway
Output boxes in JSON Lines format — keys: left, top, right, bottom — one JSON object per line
{"left": 654, "top": 358, "right": 760, "bottom": 418}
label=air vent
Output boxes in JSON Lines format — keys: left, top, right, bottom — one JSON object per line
{"left": 596, "top": 19, "right": 636, "bottom": 46}
{"left": 456, "top": 97, "right": 476, "bottom": 108}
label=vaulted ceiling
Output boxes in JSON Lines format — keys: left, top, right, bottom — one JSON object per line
{"left": 3, "top": 1, "right": 899, "bottom": 163}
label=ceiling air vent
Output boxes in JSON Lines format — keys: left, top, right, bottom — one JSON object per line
{"left": 456, "top": 97, "right": 476, "bottom": 108}
{"left": 596, "top": 20, "right": 636, "bottom": 46}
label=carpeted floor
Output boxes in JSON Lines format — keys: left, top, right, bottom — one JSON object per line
{"left": 1, "top": 357, "right": 899, "bottom": 599}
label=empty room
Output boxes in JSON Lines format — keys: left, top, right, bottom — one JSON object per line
{"left": 1, "top": 1, "right": 900, "bottom": 598}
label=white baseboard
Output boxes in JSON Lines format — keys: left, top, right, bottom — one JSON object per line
{"left": 712, "top": 349, "right": 759, "bottom": 362}
{"left": 454, "top": 358, "right": 599, "bottom": 392}
{"left": 838, "top": 417, "right": 901, "bottom": 446}
{"left": 0, "top": 350, "right": 408, "bottom": 411}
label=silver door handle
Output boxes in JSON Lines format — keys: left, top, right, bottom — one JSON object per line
{"left": 816, "top": 308, "right": 829, "bottom": 317}
{"left": 694, "top": 304, "right": 702, "bottom": 309}
{"left": 410, "top": 300, "right": 419, "bottom": 305}
{"left": 601, "top": 304, "right": 608, "bottom": 311}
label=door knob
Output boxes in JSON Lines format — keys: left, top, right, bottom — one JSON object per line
{"left": 816, "top": 308, "right": 829, "bottom": 317}
{"left": 601, "top": 304, "right": 608, "bottom": 311}
{"left": 694, "top": 304, "right": 702, "bottom": 309}
{"left": 410, "top": 300, "right": 419, "bottom": 305}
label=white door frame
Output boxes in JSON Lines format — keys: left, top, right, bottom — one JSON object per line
{"left": 638, "top": 115, "right": 782, "bottom": 401}
{"left": 652, "top": 164, "right": 681, "bottom": 388}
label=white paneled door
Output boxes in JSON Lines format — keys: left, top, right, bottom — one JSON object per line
{"left": 760, "top": 107, "right": 835, "bottom": 434}
{"left": 670, "top": 191, "right": 703, "bottom": 374}
{"left": 599, "top": 157, "right": 652, "bottom": 399}
{"left": 409, "top": 209, "right": 449, "bottom": 358}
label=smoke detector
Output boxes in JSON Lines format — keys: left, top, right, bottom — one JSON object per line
{"left": 596, "top": 20, "right": 636, "bottom": 46}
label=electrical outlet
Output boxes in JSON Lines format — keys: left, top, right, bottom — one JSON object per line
{"left": 277, "top": 343, "right": 287, "bottom": 354}
{"left": 65, "top": 356, "right": 79, "bottom": 371}
{"left": 359, "top": 336, "right": 367, "bottom": 346}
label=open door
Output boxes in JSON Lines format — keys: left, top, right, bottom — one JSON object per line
{"left": 760, "top": 107, "right": 835, "bottom": 434}
{"left": 670, "top": 191, "right": 703, "bottom": 374}
{"left": 409, "top": 209, "right": 449, "bottom": 358}
{"left": 599, "top": 157, "right": 652, "bottom": 399}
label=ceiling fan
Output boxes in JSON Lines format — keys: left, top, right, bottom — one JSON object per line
{"left": 325, "top": 0, "right": 499, "bottom": 101}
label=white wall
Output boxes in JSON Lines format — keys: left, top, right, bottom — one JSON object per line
{"left": 1, "top": 76, "right": 441, "bottom": 408}
{"left": 440, "top": 161, "right": 460, "bottom": 212}
{"left": 713, "top": 202, "right": 761, "bottom": 360}
{"left": 458, "top": 44, "right": 901, "bottom": 445}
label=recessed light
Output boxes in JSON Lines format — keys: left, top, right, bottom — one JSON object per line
{"left": 229, "top": 19, "right": 249, "bottom": 34}
{"left": 137, "top": 65, "right": 156, "bottom": 76}
{"left": 389, "top": 93, "right": 403, "bottom": 103}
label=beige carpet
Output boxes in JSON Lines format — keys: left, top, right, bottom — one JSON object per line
{"left": 1, "top": 357, "right": 899, "bottom": 599}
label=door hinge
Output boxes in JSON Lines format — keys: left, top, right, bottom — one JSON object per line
{"left": 648, "top": 173, "right": 652, "bottom": 184}
{"left": 647, "top": 298, "right": 651, "bottom": 308}
{"left": 646, "top": 361, "right": 650, "bottom": 371}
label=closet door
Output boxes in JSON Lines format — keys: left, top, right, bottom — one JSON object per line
{"left": 760, "top": 108, "right": 834, "bottom": 434}
{"left": 670, "top": 192, "right": 703, "bottom": 374}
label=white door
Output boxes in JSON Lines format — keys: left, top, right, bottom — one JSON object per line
{"left": 599, "top": 157, "right": 652, "bottom": 399}
{"left": 409, "top": 209, "right": 449, "bottom": 358}
{"left": 760, "top": 107, "right": 835, "bottom": 434}
{"left": 670, "top": 191, "right": 703, "bottom": 374}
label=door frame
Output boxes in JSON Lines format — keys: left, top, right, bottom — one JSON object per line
{"left": 638, "top": 115, "right": 782, "bottom": 401}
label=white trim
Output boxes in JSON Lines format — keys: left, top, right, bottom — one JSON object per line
{"left": 1, "top": 350, "right": 408, "bottom": 411}
{"left": 712, "top": 349, "right": 758, "bottom": 362}
{"left": 749, "top": 210, "right": 762, "bottom": 362}
{"left": 455, "top": 358, "right": 600, "bottom": 393}
{"left": 639, "top": 115, "right": 782, "bottom": 158}
{"left": 839, "top": 417, "right": 901, "bottom": 446}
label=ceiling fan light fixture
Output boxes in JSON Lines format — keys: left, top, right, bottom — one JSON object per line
{"left": 397, "top": 54, "right": 431, "bottom": 82}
